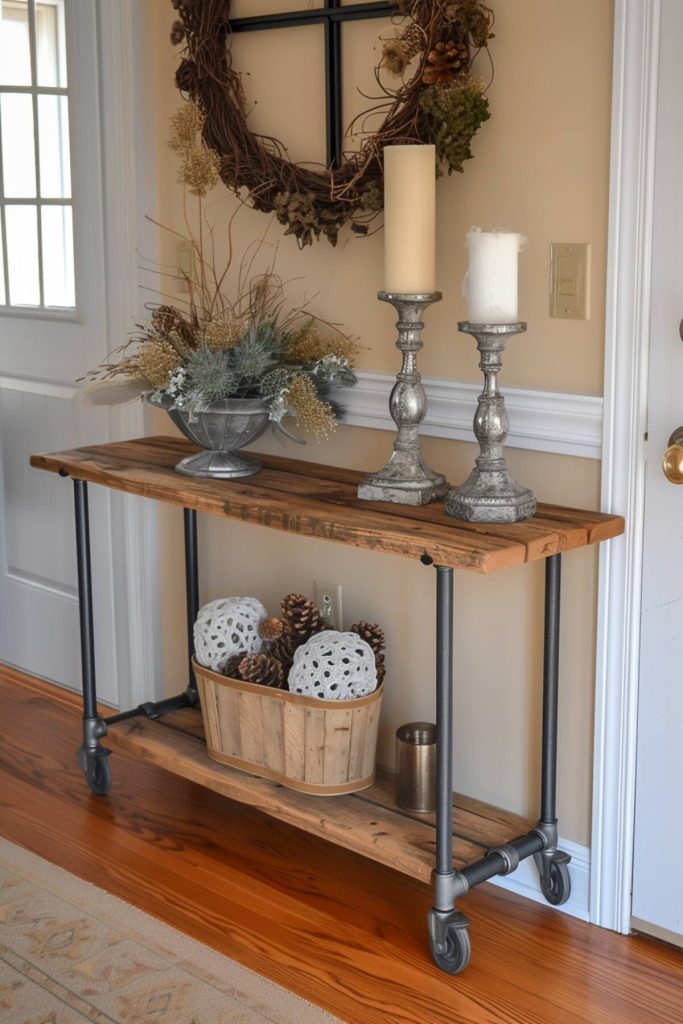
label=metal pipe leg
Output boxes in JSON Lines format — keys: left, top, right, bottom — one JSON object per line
{"left": 533, "top": 553, "right": 571, "bottom": 904}
{"left": 184, "top": 508, "right": 200, "bottom": 702}
{"left": 541, "top": 553, "right": 561, "bottom": 826}
{"left": 74, "top": 481, "right": 97, "bottom": 724}
{"left": 73, "top": 480, "right": 110, "bottom": 794}
{"left": 435, "top": 566, "right": 454, "bottom": 882}
{"left": 428, "top": 565, "right": 470, "bottom": 974}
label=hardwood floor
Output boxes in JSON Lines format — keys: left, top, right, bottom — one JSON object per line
{"left": 0, "top": 666, "right": 681, "bottom": 1024}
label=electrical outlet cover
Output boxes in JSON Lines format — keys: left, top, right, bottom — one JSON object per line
{"left": 314, "top": 581, "right": 343, "bottom": 631}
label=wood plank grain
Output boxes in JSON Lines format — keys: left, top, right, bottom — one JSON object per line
{"left": 30, "top": 436, "right": 625, "bottom": 574}
{"left": 237, "top": 691, "right": 264, "bottom": 765}
{"left": 216, "top": 683, "right": 241, "bottom": 757}
{"left": 241, "top": 462, "right": 590, "bottom": 561}
{"left": 261, "top": 696, "right": 285, "bottom": 774}
{"left": 105, "top": 712, "right": 485, "bottom": 880}
{"left": 303, "top": 707, "right": 326, "bottom": 787}
{"left": 196, "top": 678, "right": 221, "bottom": 749}
{"left": 123, "top": 706, "right": 530, "bottom": 853}
{"left": 323, "top": 707, "right": 353, "bottom": 786}
{"left": 283, "top": 702, "right": 305, "bottom": 781}
{"left": 348, "top": 705, "right": 368, "bottom": 781}
{"left": 366, "top": 770, "right": 532, "bottom": 849}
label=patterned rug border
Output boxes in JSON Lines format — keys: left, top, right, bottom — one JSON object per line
{"left": 0, "top": 836, "right": 341, "bottom": 1024}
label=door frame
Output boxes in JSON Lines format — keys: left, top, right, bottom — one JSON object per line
{"left": 94, "top": 0, "right": 161, "bottom": 709}
{"left": 592, "top": 0, "right": 661, "bottom": 933}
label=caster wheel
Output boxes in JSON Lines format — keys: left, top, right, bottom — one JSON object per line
{"left": 77, "top": 746, "right": 112, "bottom": 796}
{"left": 541, "top": 857, "right": 571, "bottom": 906}
{"left": 428, "top": 910, "right": 471, "bottom": 975}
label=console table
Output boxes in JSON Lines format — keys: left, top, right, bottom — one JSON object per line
{"left": 30, "top": 435, "right": 624, "bottom": 974}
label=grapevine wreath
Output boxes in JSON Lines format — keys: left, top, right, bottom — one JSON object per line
{"left": 170, "top": 0, "right": 494, "bottom": 246}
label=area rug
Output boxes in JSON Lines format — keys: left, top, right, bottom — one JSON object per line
{"left": 0, "top": 837, "right": 341, "bottom": 1023}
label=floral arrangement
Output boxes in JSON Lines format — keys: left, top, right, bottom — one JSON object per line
{"left": 87, "top": 106, "right": 358, "bottom": 442}
{"left": 170, "top": 0, "right": 494, "bottom": 246}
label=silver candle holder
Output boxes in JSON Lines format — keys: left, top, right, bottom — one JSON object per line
{"left": 358, "top": 292, "right": 448, "bottom": 506}
{"left": 445, "top": 321, "right": 536, "bottom": 523}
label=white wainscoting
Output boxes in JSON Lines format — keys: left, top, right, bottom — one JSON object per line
{"left": 336, "top": 372, "right": 603, "bottom": 460}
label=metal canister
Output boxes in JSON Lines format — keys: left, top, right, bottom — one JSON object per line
{"left": 395, "top": 722, "right": 437, "bottom": 813}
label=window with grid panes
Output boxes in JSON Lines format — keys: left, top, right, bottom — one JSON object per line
{"left": 0, "top": 0, "right": 74, "bottom": 309}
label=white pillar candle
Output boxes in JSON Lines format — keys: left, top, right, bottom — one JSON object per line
{"left": 383, "top": 145, "right": 436, "bottom": 294}
{"left": 465, "top": 229, "right": 525, "bottom": 324}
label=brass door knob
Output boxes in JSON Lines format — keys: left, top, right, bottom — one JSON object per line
{"left": 662, "top": 427, "right": 683, "bottom": 483}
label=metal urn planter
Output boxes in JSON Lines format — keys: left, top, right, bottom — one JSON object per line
{"left": 147, "top": 393, "right": 270, "bottom": 479}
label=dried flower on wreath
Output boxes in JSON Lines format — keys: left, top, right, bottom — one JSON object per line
{"left": 169, "top": 0, "right": 494, "bottom": 246}
{"left": 422, "top": 41, "right": 470, "bottom": 87}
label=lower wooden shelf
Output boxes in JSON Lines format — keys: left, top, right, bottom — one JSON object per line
{"left": 108, "top": 706, "right": 532, "bottom": 884}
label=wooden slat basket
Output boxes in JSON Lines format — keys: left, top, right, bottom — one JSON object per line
{"left": 193, "top": 658, "right": 383, "bottom": 796}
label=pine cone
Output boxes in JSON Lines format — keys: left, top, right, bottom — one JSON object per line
{"left": 222, "top": 654, "right": 244, "bottom": 680}
{"left": 351, "top": 620, "right": 385, "bottom": 654}
{"left": 239, "top": 654, "right": 285, "bottom": 689}
{"left": 282, "top": 592, "right": 323, "bottom": 627}
{"left": 275, "top": 594, "right": 325, "bottom": 670}
{"left": 351, "top": 621, "right": 386, "bottom": 684}
{"left": 281, "top": 593, "right": 325, "bottom": 643}
{"left": 422, "top": 41, "right": 470, "bottom": 87}
{"left": 259, "top": 617, "right": 284, "bottom": 642}
{"left": 274, "top": 633, "right": 296, "bottom": 672}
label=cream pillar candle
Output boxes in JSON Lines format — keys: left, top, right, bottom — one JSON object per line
{"left": 383, "top": 145, "right": 436, "bottom": 294}
{"left": 465, "top": 229, "right": 525, "bottom": 323}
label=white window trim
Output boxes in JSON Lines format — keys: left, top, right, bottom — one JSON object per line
{"left": 0, "top": 0, "right": 73, "bottom": 310}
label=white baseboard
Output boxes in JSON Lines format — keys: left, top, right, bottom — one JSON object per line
{"left": 489, "top": 837, "right": 590, "bottom": 922}
{"left": 336, "top": 371, "right": 603, "bottom": 460}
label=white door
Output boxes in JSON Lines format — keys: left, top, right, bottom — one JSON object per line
{"left": 631, "top": 0, "right": 683, "bottom": 944}
{"left": 0, "top": 0, "right": 126, "bottom": 706}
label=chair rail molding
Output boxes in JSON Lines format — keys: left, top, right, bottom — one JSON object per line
{"left": 591, "top": 0, "right": 661, "bottom": 933}
{"left": 338, "top": 372, "right": 603, "bottom": 459}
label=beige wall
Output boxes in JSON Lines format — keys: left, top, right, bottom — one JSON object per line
{"left": 147, "top": 0, "right": 614, "bottom": 846}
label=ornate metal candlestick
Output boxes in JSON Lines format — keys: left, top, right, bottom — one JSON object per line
{"left": 358, "top": 292, "right": 447, "bottom": 505}
{"left": 445, "top": 322, "right": 536, "bottom": 523}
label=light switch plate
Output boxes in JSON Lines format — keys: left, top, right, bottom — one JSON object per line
{"left": 550, "top": 243, "right": 591, "bottom": 319}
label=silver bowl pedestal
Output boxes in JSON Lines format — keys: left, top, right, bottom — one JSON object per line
{"left": 444, "top": 322, "right": 536, "bottom": 523}
{"left": 147, "top": 395, "right": 270, "bottom": 479}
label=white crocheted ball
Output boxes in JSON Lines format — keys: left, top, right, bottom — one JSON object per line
{"left": 289, "top": 630, "right": 378, "bottom": 700}
{"left": 194, "top": 597, "right": 266, "bottom": 672}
